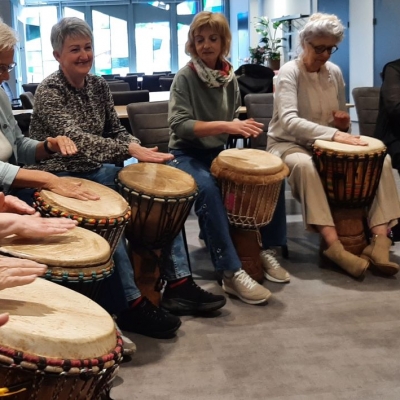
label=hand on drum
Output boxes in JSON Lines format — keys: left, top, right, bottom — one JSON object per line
{"left": 333, "top": 131, "right": 368, "bottom": 146}
{"left": 44, "top": 177, "right": 100, "bottom": 201}
{"left": 0, "top": 256, "right": 47, "bottom": 291}
{"left": 229, "top": 118, "right": 263, "bottom": 138}
{"left": 332, "top": 110, "right": 351, "bottom": 131}
{"left": 0, "top": 193, "right": 35, "bottom": 215}
{"left": 0, "top": 313, "right": 8, "bottom": 327}
{"left": 0, "top": 213, "right": 77, "bottom": 239}
{"left": 46, "top": 136, "right": 78, "bottom": 156}
{"left": 128, "top": 142, "right": 174, "bottom": 163}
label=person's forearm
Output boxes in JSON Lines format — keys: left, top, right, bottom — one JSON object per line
{"left": 193, "top": 121, "right": 230, "bottom": 137}
{"left": 35, "top": 142, "right": 52, "bottom": 161}
{"left": 11, "top": 168, "right": 55, "bottom": 189}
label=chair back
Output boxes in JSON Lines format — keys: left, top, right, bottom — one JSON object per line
{"left": 22, "top": 83, "right": 39, "bottom": 95}
{"left": 101, "top": 74, "right": 120, "bottom": 80}
{"left": 1, "top": 82, "right": 21, "bottom": 109}
{"left": 20, "top": 92, "right": 35, "bottom": 109}
{"left": 235, "top": 64, "right": 274, "bottom": 104}
{"left": 127, "top": 101, "right": 169, "bottom": 153}
{"left": 120, "top": 75, "right": 138, "bottom": 91}
{"left": 352, "top": 87, "right": 380, "bottom": 137}
{"left": 142, "top": 75, "right": 162, "bottom": 92}
{"left": 107, "top": 81, "right": 130, "bottom": 92}
{"left": 244, "top": 93, "right": 274, "bottom": 150}
{"left": 159, "top": 77, "right": 174, "bottom": 91}
{"left": 112, "top": 90, "right": 150, "bottom": 106}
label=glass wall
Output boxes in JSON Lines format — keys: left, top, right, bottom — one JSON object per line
{"left": 15, "top": 0, "right": 226, "bottom": 85}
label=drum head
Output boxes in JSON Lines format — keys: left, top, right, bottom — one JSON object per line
{"left": 314, "top": 136, "right": 386, "bottom": 154}
{"left": 0, "top": 279, "right": 116, "bottom": 359}
{"left": 214, "top": 148, "right": 284, "bottom": 175}
{"left": 37, "top": 177, "right": 129, "bottom": 219}
{"left": 0, "top": 226, "right": 110, "bottom": 267}
{"left": 118, "top": 163, "right": 197, "bottom": 197}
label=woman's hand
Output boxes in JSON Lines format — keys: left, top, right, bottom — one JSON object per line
{"left": 46, "top": 136, "right": 78, "bottom": 156}
{"left": 128, "top": 143, "right": 174, "bottom": 163}
{"left": 43, "top": 177, "right": 100, "bottom": 201}
{"left": 333, "top": 131, "right": 368, "bottom": 146}
{"left": 0, "top": 193, "right": 35, "bottom": 215}
{"left": 332, "top": 110, "right": 350, "bottom": 131}
{"left": 0, "top": 256, "right": 47, "bottom": 291}
{"left": 228, "top": 118, "right": 264, "bottom": 138}
{"left": 11, "top": 214, "right": 78, "bottom": 238}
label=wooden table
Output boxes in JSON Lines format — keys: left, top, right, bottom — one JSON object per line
{"left": 12, "top": 109, "right": 33, "bottom": 116}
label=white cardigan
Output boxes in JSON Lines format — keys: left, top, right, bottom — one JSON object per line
{"left": 267, "top": 59, "right": 348, "bottom": 156}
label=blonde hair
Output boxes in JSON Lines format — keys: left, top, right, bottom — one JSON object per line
{"left": 185, "top": 11, "right": 231, "bottom": 59}
{"left": 299, "top": 13, "right": 344, "bottom": 47}
{"left": 0, "top": 18, "right": 18, "bottom": 52}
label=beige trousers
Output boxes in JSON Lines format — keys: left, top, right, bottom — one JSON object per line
{"left": 281, "top": 146, "right": 400, "bottom": 232}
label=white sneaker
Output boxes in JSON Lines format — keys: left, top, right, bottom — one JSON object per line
{"left": 260, "top": 249, "right": 290, "bottom": 283}
{"left": 222, "top": 269, "right": 271, "bottom": 305}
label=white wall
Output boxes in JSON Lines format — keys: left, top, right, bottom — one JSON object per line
{"left": 349, "top": 0, "right": 374, "bottom": 121}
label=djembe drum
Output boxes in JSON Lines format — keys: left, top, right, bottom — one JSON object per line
{"left": 312, "top": 136, "right": 387, "bottom": 255}
{"left": 0, "top": 278, "right": 122, "bottom": 400}
{"left": 116, "top": 163, "right": 198, "bottom": 304}
{"left": 33, "top": 178, "right": 131, "bottom": 255}
{"left": 0, "top": 227, "right": 113, "bottom": 301}
{"left": 211, "top": 148, "right": 289, "bottom": 282}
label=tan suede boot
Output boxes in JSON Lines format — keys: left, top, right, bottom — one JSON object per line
{"left": 323, "top": 240, "right": 369, "bottom": 278}
{"left": 360, "top": 234, "right": 399, "bottom": 276}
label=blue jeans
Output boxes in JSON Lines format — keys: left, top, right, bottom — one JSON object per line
{"left": 55, "top": 164, "right": 141, "bottom": 303}
{"left": 166, "top": 148, "right": 241, "bottom": 274}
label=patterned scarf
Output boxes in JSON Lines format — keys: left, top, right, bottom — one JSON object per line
{"left": 188, "top": 57, "right": 235, "bottom": 88}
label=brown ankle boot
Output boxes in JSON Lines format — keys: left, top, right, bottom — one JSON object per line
{"left": 323, "top": 240, "right": 369, "bottom": 278}
{"left": 360, "top": 234, "right": 399, "bottom": 276}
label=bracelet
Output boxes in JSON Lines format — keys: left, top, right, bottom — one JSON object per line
{"left": 43, "top": 139, "right": 57, "bottom": 155}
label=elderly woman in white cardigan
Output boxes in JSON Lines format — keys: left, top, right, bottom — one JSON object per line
{"left": 267, "top": 13, "right": 400, "bottom": 278}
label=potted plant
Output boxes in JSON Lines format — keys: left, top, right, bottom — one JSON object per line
{"left": 250, "top": 16, "right": 284, "bottom": 70}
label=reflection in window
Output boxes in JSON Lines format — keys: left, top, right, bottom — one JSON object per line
{"left": 148, "top": 2, "right": 170, "bottom": 11}
{"left": 203, "top": 0, "right": 223, "bottom": 13}
{"left": 92, "top": 10, "right": 128, "bottom": 76}
{"left": 135, "top": 22, "right": 171, "bottom": 74}
{"left": 177, "top": 23, "right": 190, "bottom": 69}
{"left": 177, "top": 1, "right": 200, "bottom": 15}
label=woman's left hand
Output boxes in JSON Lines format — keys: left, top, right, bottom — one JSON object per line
{"left": 333, "top": 131, "right": 368, "bottom": 146}
{"left": 46, "top": 136, "right": 78, "bottom": 156}
{"left": 332, "top": 110, "right": 350, "bottom": 131}
{"left": 0, "top": 193, "right": 35, "bottom": 215}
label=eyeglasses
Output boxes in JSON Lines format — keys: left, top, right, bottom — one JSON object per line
{"left": 0, "top": 62, "right": 17, "bottom": 75}
{"left": 308, "top": 42, "right": 338, "bottom": 55}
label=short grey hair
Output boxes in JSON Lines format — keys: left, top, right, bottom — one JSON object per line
{"left": 299, "top": 13, "right": 345, "bottom": 47}
{"left": 51, "top": 17, "right": 93, "bottom": 53}
{"left": 0, "top": 18, "right": 18, "bottom": 52}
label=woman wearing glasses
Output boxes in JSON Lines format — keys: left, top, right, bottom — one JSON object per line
{"left": 267, "top": 13, "right": 400, "bottom": 278}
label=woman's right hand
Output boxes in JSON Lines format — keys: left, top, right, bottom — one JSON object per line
{"left": 44, "top": 177, "right": 100, "bottom": 201}
{"left": 228, "top": 118, "right": 264, "bottom": 138}
{"left": 333, "top": 131, "right": 368, "bottom": 146}
{"left": 0, "top": 256, "right": 47, "bottom": 291}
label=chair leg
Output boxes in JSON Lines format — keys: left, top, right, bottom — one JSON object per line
{"left": 182, "top": 225, "right": 192, "bottom": 273}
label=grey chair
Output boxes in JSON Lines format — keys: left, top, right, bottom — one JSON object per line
{"left": 120, "top": 75, "right": 138, "bottom": 91}
{"left": 112, "top": 90, "right": 150, "bottom": 106}
{"left": 102, "top": 74, "right": 120, "bottom": 80}
{"left": 244, "top": 93, "right": 274, "bottom": 150}
{"left": 20, "top": 91, "right": 35, "bottom": 109}
{"left": 127, "top": 101, "right": 169, "bottom": 153}
{"left": 352, "top": 87, "right": 381, "bottom": 137}
{"left": 142, "top": 75, "right": 163, "bottom": 92}
{"left": 244, "top": 92, "right": 288, "bottom": 257}
{"left": 22, "top": 83, "right": 39, "bottom": 96}
{"left": 107, "top": 81, "right": 130, "bottom": 92}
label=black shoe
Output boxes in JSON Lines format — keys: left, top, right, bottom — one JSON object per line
{"left": 161, "top": 276, "right": 227, "bottom": 315}
{"left": 117, "top": 297, "right": 181, "bottom": 339}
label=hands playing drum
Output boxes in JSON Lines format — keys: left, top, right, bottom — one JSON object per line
{"left": 332, "top": 110, "right": 368, "bottom": 146}
{"left": 225, "top": 118, "right": 264, "bottom": 139}
{"left": 128, "top": 142, "right": 174, "bottom": 163}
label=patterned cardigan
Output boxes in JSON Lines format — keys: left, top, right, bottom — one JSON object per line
{"left": 28, "top": 69, "right": 139, "bottom": 173}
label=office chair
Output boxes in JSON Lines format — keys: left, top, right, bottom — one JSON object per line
{"left": 352, "top": 87, "right": 381, "bottom": 137}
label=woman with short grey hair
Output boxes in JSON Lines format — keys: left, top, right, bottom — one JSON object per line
{"left": 267, "top": 13, "right": 400, "bottom": 278}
